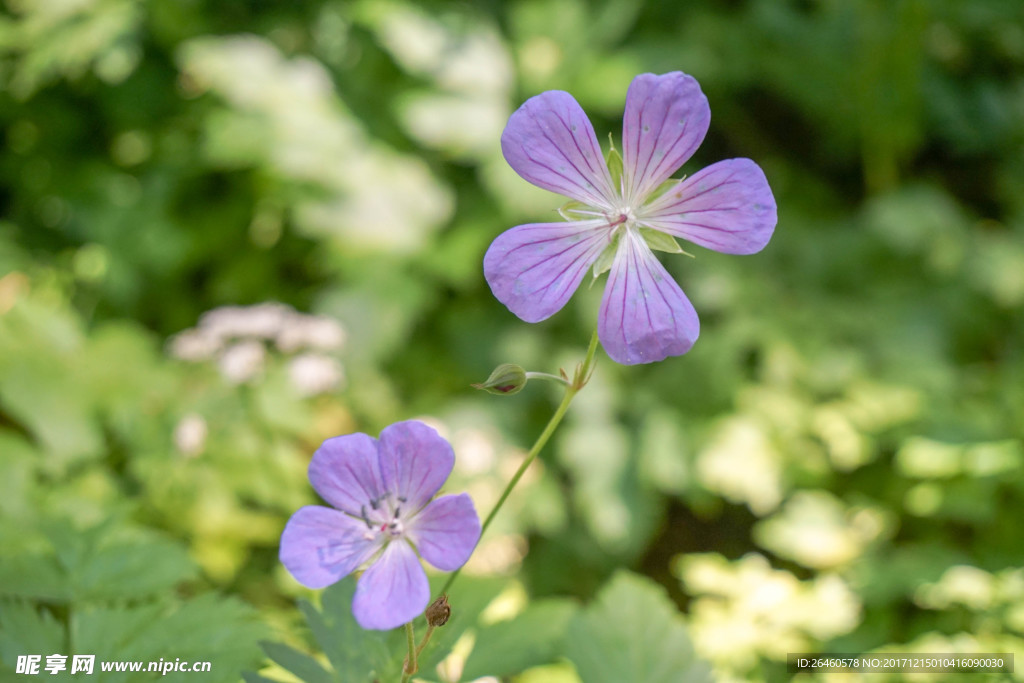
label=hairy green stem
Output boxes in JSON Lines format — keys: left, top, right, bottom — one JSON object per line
{"left": 524, "top": 371, "right": 570, "bottom": 385}
{"left": 400, "top": 621, "right": 416, "bottom": 682}
{"left": 438, "top": 329, "right": 600, "bottom": 598}
{"left": 415, "top": 625, "right": 436, "bottom": 657}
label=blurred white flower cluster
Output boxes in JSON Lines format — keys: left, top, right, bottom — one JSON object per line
{"left": 355, "top": 0, "right": 513, "bottom": 161}
{"left": 916, "top": 564, "right": 1024, "bottom": 624}
{"left": 678, "top": 552, "right": 860, "bottom": 682}
{"left": 177, "top": 35, "right": 452, "bottom": 252}
{"left": 754, "top": 491, "right": 892, "bottom": 570}
{"left": 169, "top": 302, "right": 346, "bottom": 396}
{"left": 3, "top": 0, "right": 143, "bottom": 99}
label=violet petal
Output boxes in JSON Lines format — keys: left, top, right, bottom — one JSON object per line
{"left": 598, "top": 232, "right": 699, "bottom": 365}
{"left": 308, "top": 433, "right": 385, "bottom": 517}
{"left": 640, "top": 158, "right": 777, "bottom": 255}
{"left": 279, "top": 505, "right": 380, "bottom": 589}
{"left": 352, "top": 541, "right": 429, "bottom": 631}
{"left": 407, "top": 493, "right": 481, "bottom": 572}
{"left": 501, "top": 90, "right": 617, "bottom": 209}
{"left": 621, "top": 72, "right": 710, "bottom": 203}
{"left": 484, "top": 220, "right": 612, "bottom": 323}
{"left": 377, "top": 420, "right": 454, "bottom": 514}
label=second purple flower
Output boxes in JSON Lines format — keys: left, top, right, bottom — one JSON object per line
{"left": 280, "top": 420, "right": 481, "bottom": 631}
{"left": 485, "top": 71, "right": 777, "bottom": 365}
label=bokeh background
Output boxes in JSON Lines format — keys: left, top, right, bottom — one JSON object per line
{"left": 2, "top": 0, "right": 1023, "bottom": 681}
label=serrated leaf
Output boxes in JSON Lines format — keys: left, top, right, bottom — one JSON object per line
{"left": 564, "top": 572, "right": 712, "bottom": 683}
{"left": 315, "top": 577, "right": 400, "bottom": 681}
{"left": 72, "top": 596, "right": 266, "bottom": 683}
{"left": 69, "top": 602, "right": 162, "bottom": 662}
{"left": 638, "top": 227, "right": 691, "bottom": 256}
{"left": 297, "top": 600, "right": 347, "bottom": 679}
{"left": 0, "top": 600, "right": 67, "bottom": 665}
{"left": 260, "top": 641, "right": 333, "bottom": 683}
{"left": 0, "top": 552, "right": 69, "bottom": 602}
{"left": 461, "top": 598, "right": 578, "bottom": 680}
{"left": 73, "top": 539, "right": 197, "bottom": 601}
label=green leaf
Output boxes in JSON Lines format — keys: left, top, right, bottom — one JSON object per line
{"left": 2, "top": 520, "right": 197, "bottom": 603}
{"left": 310, "top": 577, "right": 400, "bottom": 681}
{"left": 242, "top": 673, "right": 283, "bottom": 683}
{"left": 73, "top": 538, "right": 197, "bottom": 602}
{"left": 461, "top": 598, "right": 578, "bottom": 680}
{"left": 260, "top": 641, "right": 333, "bottom": 683}
{"left": 297, "top": 600, "right": 347, "bottom": 680}
{"left": 416, "top": 576, "right": 506, "bottom": 677}
{"left": 0, "top": 600, "right": 67, "bottom": 665}
{"left": 564, "top": 572, "right": 712, "bottom": 683}
{"left": 71, "top": 596, "right": 266, "bottom": 683}
{"left": 0, "top": 552, "right": 69, "bottom": 602}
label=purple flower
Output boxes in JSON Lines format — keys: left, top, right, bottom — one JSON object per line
{"left": 485, "top": 71, "right": 777, "bottom": 364}
{"left": 280, "top": 420, "right": 481, "bottom": 630}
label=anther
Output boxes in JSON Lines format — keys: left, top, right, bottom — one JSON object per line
{"left": 608, "top": 213, "right": 628, "bottom": 228}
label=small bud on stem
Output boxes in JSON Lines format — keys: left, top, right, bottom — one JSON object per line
{"left": 472, "top": 363, "right": 527, "bottom": 395}
{"left": 425, "top": 594, "right": 451, "bottom": 627}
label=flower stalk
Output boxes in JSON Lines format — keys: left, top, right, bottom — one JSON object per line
{"left": 439, "top": 329, "right": 599, "bottom": 598}
{"left": 401, "top": 622, "right": 417, "bottom": 682}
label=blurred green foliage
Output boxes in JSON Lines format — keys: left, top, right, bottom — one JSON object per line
{"left": 2, "top": 0, "right": 1023, "bottom": 681}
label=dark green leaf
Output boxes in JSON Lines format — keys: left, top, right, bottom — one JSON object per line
{"left": 260, "top": 641, "right": 333, "bottom": 683}
{"left": 312, "top": 578, "right": 399, "bottom": 682}
{"left": 565, "top": 572, "right": 712, "bottom": 683}
{"left": 461, "top": 598, "right": 578, "bottom": 679}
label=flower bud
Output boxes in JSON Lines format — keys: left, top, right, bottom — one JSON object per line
{"left": 472, "top": 363, "right": 527, "bottom": 395}
{"left": 425, "top": 594, "right": 451, "bottom": 627}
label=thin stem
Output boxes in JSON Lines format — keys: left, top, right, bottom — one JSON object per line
{"left": 524, "top": 371, "right": 569, "bottom": 385}
{"left": 438, "top": 328, "right": 600, "bottom": 597}
{"left": 401, "top": 622, "right": 416, "bottom": 682}
{"left": 415, "top": 625, "right": 437, "bottom": 657}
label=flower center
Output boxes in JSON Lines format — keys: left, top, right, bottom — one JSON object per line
{"left": 359, "top": 494, "right": 408, "bottom": 541}
{"left": 608, "top": 207, "right": 638, "bottom": 237}
{"left": 381, "top": 517, "right": 404, "bottom": 537}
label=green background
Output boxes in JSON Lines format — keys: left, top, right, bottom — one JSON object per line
{"left": 1, "top": 0, "right": 1022, "bottom": 681}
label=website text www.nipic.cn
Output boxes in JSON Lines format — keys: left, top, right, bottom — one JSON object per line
{"left": 15, "top": 654, "right": 212, "bottom": 676}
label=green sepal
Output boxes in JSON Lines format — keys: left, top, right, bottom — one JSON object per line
{"left": 638, "top": 227, "right": 693, "bottom": 257}
{"left": 558, "top": 200, "right": 590, "bottom": 222}
{"left": 605, "top": 134, "right": 624, "bottom": 193}
{"left": 646, "top": 176, "right": 686, "bottom": 203}
{"left": 472, "top": 363, "right": 528, "bottom": 395}
{"left": 591, "top": 235, "right": 621, "bottom": 281}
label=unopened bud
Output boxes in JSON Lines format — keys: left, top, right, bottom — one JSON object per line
{"left": 471, "top": 363, "right": 527, "bottom": 395}
{"left": 425, "top": 594, "right": 451, "bottom": 627}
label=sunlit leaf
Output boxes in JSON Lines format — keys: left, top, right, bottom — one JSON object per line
{"left": 564, "top": 572, "right": 712, "bottom": 683}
